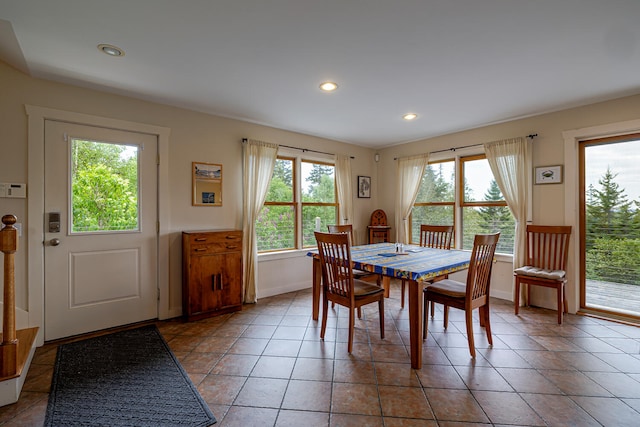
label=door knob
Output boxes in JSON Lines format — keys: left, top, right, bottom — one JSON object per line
{"left": 49, "top": 238, "right": 61, "bottom": 246}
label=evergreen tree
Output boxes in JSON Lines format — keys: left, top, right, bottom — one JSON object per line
{"left": 587, "top": 167, "right": 635, "bottom": 239}
{"left": 477, "top": 180, "right": 514, "bottom": 253}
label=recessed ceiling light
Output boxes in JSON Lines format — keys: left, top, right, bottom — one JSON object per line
{"left": 319, "top": 82, "right": 338, "bottom": 92}
{"left": 403, "top": 113, "right": 418, "bottom": 121}
{"left": 98, "top": 44, "right": 125, "bottom": 57}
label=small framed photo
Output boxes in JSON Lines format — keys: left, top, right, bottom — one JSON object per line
{"left": 358, "top": 175, "right": 371, "bottom": 198}
{"left": 535, "top": 165, "right": 563, "bottom": 184}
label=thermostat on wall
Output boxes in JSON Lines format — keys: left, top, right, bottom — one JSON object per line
{"left": 0, "top": 183, "right": 27, "bottom": 198}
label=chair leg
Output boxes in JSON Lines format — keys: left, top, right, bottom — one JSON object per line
{"left": 557, "top": 284, "right": 563, "bottom": 324}
{"left": 514, "top": 277, "right": 520, "bottom": 315}
{"left": 378, "top": 298, "right": 385, "bottom": 339}
{"left": 443, "top": 306, "right": 449, "bottom": 329}
{"left": 320, "top": 296, "right": 329, "bottom": 340}
{"left": 465, "top": 308, "right": 476, "bottom": 358}
{"left": 401, "top": 279, "right": 406, "bottom": 308}
{"left": 430, "top": 301, "right": 435, "bottom": 317}
{"left": 348, "top": 307, "right": 355, "bottom": 353}
{"left": 422, "top": 293, "right": 428, "bottom": 340}
{"left": 481, "top": 305, "right": 493, "bottom": 345}
{"left": 357, "top": 307, "right": 362, "bottom": 319}
{"left": 423, "top": 296, "right": 430, "bottom": 341}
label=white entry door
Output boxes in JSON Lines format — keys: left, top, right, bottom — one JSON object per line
{"left": 44, "top": 120, "right": 158, "bottom": 340}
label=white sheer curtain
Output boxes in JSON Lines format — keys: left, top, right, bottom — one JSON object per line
{"left": 242, "top": 139, "right": 278, "bottom": 303}
{"left": 335, "top": 154, "right": 355, "bottom": 239}
{"left": 484, "top": 136, "right": 531, "bottom": 304}
{"left": 394, "top": 154, "right": 429, "bottom": 244}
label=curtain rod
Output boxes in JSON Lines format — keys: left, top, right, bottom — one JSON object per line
{"left": 393, "top": 133, "right": 538, "bottom": 159}
{"left": 428, "top": 133, "right": 538, "bottom": 155}
{"left": 242, "top": 138, "right": 354, "bottom": 159}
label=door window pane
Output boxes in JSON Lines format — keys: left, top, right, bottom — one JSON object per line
{"left": 70, "top": 139, "right": 139, "bottom": 233}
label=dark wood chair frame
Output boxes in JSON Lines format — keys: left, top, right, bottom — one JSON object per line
{"left": 514, "top": 225, "right": 572, "bottom": 324}
{"left": 423, "top": 233, "right": 500, "bottom": 358}
{"left": 315, "top": 231, "right": 385, "bottom": 353}
{"left": 400, "top": 224, "right": 454, "bottom": 309}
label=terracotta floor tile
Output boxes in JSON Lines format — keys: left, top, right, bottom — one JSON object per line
{"left": 227, "top": 337, "right": 270, "bottom": 355}
{"left": 329, "top": 413, "right": 384, "bottom": 427}
{"left": 472, "top": 390, "right": 545, "bottom": 425}
{"left": 572, "top": 396, "right": 640, "bottom": 426}
{"left": 416, "top": 364, "right": 466, "bottom": 389}
{"left": 496, "top": 367, "right": 563, "bottom": 394}
{"left": 333, "top": 360, "right": 376, "bottom": 384}
{"left": 211, "top": 353, "right": 259, "bottom": 376}
{"left": 331, "top": 383, "right": 381, "bottom": 416}
{"left": 275, "top": 409, "right": 330, "bottom": 427}
{"left": 378, "top": 385, "right": 433, "bottom": 419}
{"left": 281, "top": 380, "right": 332, "bottom": 412}
{"left": 292, "top": 357, "right": 334, "bottom": 381}
{"left": 250, "top": 355, "right": 296, "bottom": 378}
{"left": 374, "top": 362, "right": 420, "bottom": 387}
{"left": 521, "top": 393, "right": 601, "bottom": 426}
{"left": 263, "top": 339, "right": 302, "bottom": 357}
{"left": 424, "top": 388, "right": 489, "bottom": 423}
{"left": 454, "top": 366, "right": 513, "bottom": 391}
{"left": 233, "top": 377, "right": 288, "bottom": 408}
{"left": 219, "top": 406, "right": 278, "bottom": 427}
{"left": 198, "top": 374, "right": 246, "bottom": 405}
{"left": 298, "top": 340, "right": 336, "bottom": 359}
{"left": 539, "top": 369, "right": 612, "bottom": 397}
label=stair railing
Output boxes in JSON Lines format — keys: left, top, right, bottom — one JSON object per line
{"left": 0, "top": 215, "right": 18, "bottom": 377}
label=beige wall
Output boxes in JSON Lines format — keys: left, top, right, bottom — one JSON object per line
{"left": 2, "top": 58, "right": 640, "bottom": 332}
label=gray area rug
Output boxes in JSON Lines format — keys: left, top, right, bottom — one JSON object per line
{"left": 45, "top": 325, "right": 216, "bottom": 427}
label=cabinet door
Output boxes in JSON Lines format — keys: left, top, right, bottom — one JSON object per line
{"left": 218, "top": 252, "right": 242, "bottom": 309}
{"left": 189, "top": 254, "right": 223, "bottom": 314}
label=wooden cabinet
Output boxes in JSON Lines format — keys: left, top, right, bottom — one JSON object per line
{"left": 182, "top": 230, "right": 243, "bottom": 321}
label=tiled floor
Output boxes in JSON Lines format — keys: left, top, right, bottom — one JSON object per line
{"left": 2, "top": 280, "right": 640, "bottom": 426}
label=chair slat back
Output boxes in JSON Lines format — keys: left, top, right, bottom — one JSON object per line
{"left": 526, "top": 225, "right": 572, "bottom": 271}
{"left": 327, "top": 224, "right": 354, "bottom": 245}
{"left": 419, "top": 224, "right": 454, "bottom": 249}
{"left": 315, "top": 231, "right": 354, "bottom": 299}
{"left": 467, "top": 233, "right": 500, "bottom": 300}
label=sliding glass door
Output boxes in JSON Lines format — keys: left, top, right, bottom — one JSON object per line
{"left": 580, "top": 134, "right": 640, "bottom": 321}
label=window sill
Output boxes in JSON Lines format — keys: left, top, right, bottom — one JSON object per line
{"left": 258, "top": 249, "right": 310, "bottom": 262}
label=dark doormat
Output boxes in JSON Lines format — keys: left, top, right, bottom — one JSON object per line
{"left": 45, "top": 325, "right": 216, "bottom": 426}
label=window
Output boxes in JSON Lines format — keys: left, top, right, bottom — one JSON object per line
{"left": 410, "top": 154, "right": 515, "bottom": 254}
{"left": 256, "top": 156, "right": 337, "bottom": 252}
{"left": 256, "top": 157, "right": 295, "bottom": 251}
{"left": 410, "top": 160, "right": 455, "bottom": 243}
{"left": 460, "top": 154, "right": 515, "bottom": 254}
{"left": 71, "top": 138, "right": 139, "bottom": 233}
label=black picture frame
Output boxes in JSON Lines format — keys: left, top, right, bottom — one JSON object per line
{"left": 357, "top": 175, "right": 371, "bottom": 198}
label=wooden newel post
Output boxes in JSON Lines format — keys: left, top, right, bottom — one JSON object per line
{"left": 0, "top": 214, "right": 18, "bottom": 377}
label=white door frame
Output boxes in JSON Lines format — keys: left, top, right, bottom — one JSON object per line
{"left": 26, "top": 105, "right": 171, "bottom": 346}
{"left": 563, "top": 117, "right": 640, "bottom": 315}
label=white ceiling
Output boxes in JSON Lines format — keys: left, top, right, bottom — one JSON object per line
{"left": 1, "top": 1, "right": 640, "bottom": 148}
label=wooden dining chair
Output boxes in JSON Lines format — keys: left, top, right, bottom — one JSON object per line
{"left": 514, "top": 225, "right": 572, "bottom": 324}
{"left": 327, "top": 224, "right": 380, "bottom": 285}
{"left": 423, "top": 232, "right": 500, "bottom": 358}
{"left": 315, "top": 231, "right": 385, "bottom": 353}
{"left": 400, "top": 224, "right": 454, "bottom": 309}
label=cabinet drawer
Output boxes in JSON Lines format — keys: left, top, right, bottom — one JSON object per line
{"left": 190, "top": 241, "right": 241, "bottom": 254}
{"left": 188, "top": 231, "right": 241, "bottom": 245}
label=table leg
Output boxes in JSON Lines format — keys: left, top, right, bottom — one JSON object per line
{"left": 312, "top": 257, "right": 321, "bottom": 321}
{"left": 382, "top": 276, "right": 391, "bottom": 298}
{"left": 408, "top": 279, "right": 423, "bottom": 369}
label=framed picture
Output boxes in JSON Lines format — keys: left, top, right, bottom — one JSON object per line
{"left": 357, "top": 175, "right": 371, "bottom": 198}
{"left": 192, "top": 162, "right": 222, "bottom": 206}
{"left": 535, "top": 165, "right": 563, "bottom": 184}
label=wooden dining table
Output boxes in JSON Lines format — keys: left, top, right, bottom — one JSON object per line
{"left": 308, "top": 242, "right": 472, "bottom": 369}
